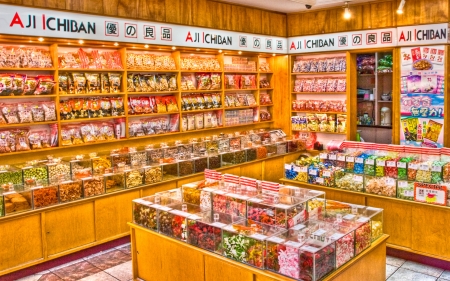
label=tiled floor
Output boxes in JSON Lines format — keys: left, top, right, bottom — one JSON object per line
{"left": 16, "top": 244, "right": 450, "bottom": 281}
{"left": 17, "top": 244, "right": 133, "bottom": 281}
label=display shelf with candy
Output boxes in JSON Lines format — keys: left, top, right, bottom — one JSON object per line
{"left": 61, "top": 92, "right": 126, "bottom": 97}
{"left": 0, "top": 95, "right": 57, "bottom": 99}
{"left": 59, "top": 116, "right": 120, "bottom": 123}
{"left": 291, "top": 92, "right": 344, "bottom": 95}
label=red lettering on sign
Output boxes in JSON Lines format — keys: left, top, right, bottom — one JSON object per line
{"left": 185, "top": 31, "right": 193, "bottom": 42}
{"left": 290, "top": 41, "right": 296, "bottom": 50}
{"left": 399, "top": 31, "right": 406, "bottom": 41}
{"left": 9, "top": 12, "right": 24, "bottom": 28}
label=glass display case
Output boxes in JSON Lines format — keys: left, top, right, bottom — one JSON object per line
{"left": 104, "top": 172, "right": 125, "bottom": 193}
{"left": 2, "top": 184, "right": 32, "bottom": 215}
{"left": 147, "top": 146, "right": 164, "bottom": 164}
{"left": 182, "top": 180, "right": 219, "bottom": 209}
{"left": 91, "top": 155, "right": 112, "bottom": 175}
{"left": 82, "top": 176, "right": 105, "bottom": 197}
{"left": 125, "top": 168, "right": 144, "bottom": 188}
{"left": 70, "top": 159, "right": 93, "bottom": 180}
{"left": 222, "top": 219, "right": 283, "bottom": 269}
{"left": 193, "top": 156, "right": 208, "bottom": 173}
{"left": 335, "top": 173, "right": 364, "bottom": 192}
{"left": 178, "top": 159, "right": 194, "bottom": 177}
{"left": 19, "top": 162, "right": 49, "bottom": 187}
{"left": 0, "top": 165, "right": 23, "bottom": 185}
{"left": 32, "top": 184, "right": 59, "bottom": 209}
{"left": 133, "top": 195, "right": 179, "bottom": 231}
{"left": 144, "top": 165, "right": 163, "bottom": 184}
{"left": 364, "top": 176, "right": 396, "bottom": 197}
{"left": 161, "top": 163, "right": 178, "bottom": 180}
{"left": 46, "top": 160, "right": 71, "bottom": 184}
{"left": 58, "top": 179, "right": 83, "bottom": 203}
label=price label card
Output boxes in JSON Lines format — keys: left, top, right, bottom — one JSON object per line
{"left": 313, "top": 229, "right": 327, "bottom": 236}
{"left": 309, "top": 169, "right": 318, "bottom": 176}
{"left": 419, "top": 164, "right": 429, "bottom": 171}
{"left": 397, "top": 162, "right": 407, "bottom": 168}
{"left": 291, "top": 224, "right": 306, "bottom": 231}
{"left": 300, "top": 166, "right": 308, "bottom": 173}
{"left": 385, "top": 178, "right": 396, "bottom": 185}
{"left": 285, "top": 164, "right": 292, "bottom": 170}
{"left": 409, "top": 163, "right": 418, "bottom": 169}
{"left": 267, "top": 236, "right": 285, "bottom": 244}
{"left": 432, "top": 166, "right": 442, "bottom": 172}
{"left": 346, "top": 156, "right": 355, "bottom": 163}
{"left": 404, "top": 190, "right": 414, "bottom": 197}
{"left": 343, "top": 214, "right": 356, "bottom": 220}
{"left": 329, "top": 154, "right": 337, "bottom": 160}
{"left": 211, "top": 222, "right": 227, "bottom": 228}
{"left": 386, "top": 161, "right": 396, "bottom": 167}
{"left": 330, "top": 233, "right": 344, "bottom": 240}
{"left": 203, "top": 187, "right": 214, "bottom": 192}
{"left": 355, "top": 157, "right": 364, "bottom": 164}
{"left": 338, "top": 155, "right": 346, "bottom": 161}
{"left": 274, "top": 203, "right": 291, "bottom": 209}
{"left": 398, "top": 181, "right": 408, "bottom": 188}
{"left": 357, "top": 217, "right": 370, "bottom": 223}
{"left": 353, "top": 175, "right": 363, "bottom": 182}
{"left": 376, "top": 160, "right": 386, "bottom": 167}
{"left": 320, "top": 153, "right": 328, "bottom": 159}
{"left": 365, "top": 159, "right": 375, "bottom": 165}
{"left": 250, "top": 233, "right": 267, "bottom": 240}
{"left": 294, "top": 166, "right": 301, "bottom": 172}
{"left": 285, "top": 241, "right": 302, "bottom": 248}
{"left": 316, "top": 177, "right": 324, "bottom": 184}
{"left": 323, "top": 171, "right": 331, "bottom": 177}
{"left": 301, "top": 245, "right": 319, "bottom": 253}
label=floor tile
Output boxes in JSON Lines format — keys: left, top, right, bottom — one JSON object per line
{"left": 117, "top": 244, "right": 131, "bottom": 256}
{"left": 401, "top": 260, "right": 444, "bottom": 277}
{"left": 52, "top": 261, "right": 102, "bottom": 281}
{"left": 78, "top": 271, "right": 118, "bottom": 281}
{"left": 104, "top": 261, "right": 133, "bottom": 281}
{"left": 386, "top": 264, "right": 398, "bottom": 279}
{"left": 83, "top": 248, "right": 118, "bottom": 261}
{"left": 86, "top": 250, "right": 131, "bottom": 271}
{"left": 49, "top": 259, "right": 84, "bottom": 272}
{"left": 16, "top": 275, "right": 43, "bottom": 281}
{"left": 386, "top": 256, "right": 406, "bottom": 267}
{"left": 115, "top": 243, "right": 130, "bottom": 250}
{"left": 387, "top": 268, "right": 437, "bottom": 281}
{"left": 440, "top": 270, "right": 450, "bottom": 280}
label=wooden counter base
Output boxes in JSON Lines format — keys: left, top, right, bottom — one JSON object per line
{"left": 129, "top": 222, "right": 389, "bottom": 281}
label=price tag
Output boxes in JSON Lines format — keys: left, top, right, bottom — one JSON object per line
{"left": 346, "top": 156, "right": 354, "bottom": 163}
{"left": 320, "top": 153, "right": 328, "bottom": 159}
{"left": 398, "top": 181, "right": 408, "bottom": 188}
{"left": 224, "top": 225, "right": 236, "bottom": 232}
{"left": 386, "top": 161, "right": 396, "bottom": 167}
{"left": 330, "top": 233, "right": 344, "bottom": 240}
{"left": 294, "top": 166, "right": 301, "bottom": 172}
{"left": 323, "top": 171, "right": 331, "bottom": 177}
{"left": 188, "top": 214, "right": 201, "bottom": 220}
{"left": 152, "top": 205, "right": 172, "bottom": 212}
{"left": 338, "top": 155, "right": 346, "bottom": 161}
{"left": 285, "top": 241, "right": 302, "bottom": 248}
{"left": 432, "top": 166, "right": 442, "bottom": 172}
{"left": 404, "top": 190, "right": 414, "bottom": 197}
{"left": 397, "top": 162, "right": 407, "bottom": 168}
{"left": 353, "top": 175, "right": 363, "bottom": 182}
{"left": 285, "top": 164, "right": 292, "bottom": 170}
{"left": 329, "top": 154, "right": 337, "bottom": 160}
{"left": 134, "top": 199, "right": 152, "bottom": 206}
{"left": 203, "top": 187, "right": 214, "bottom": 192}
{"left": 301, "top": 245, "right": 319, "bottom": 253}
{"left": 313, "top": 229, "right": 327, "bottom": 236}
{"left": 250, "top": 233, "right": 267, "bottom": 240}
{"left": 248, "top": 198, "right": 263, "bottom": 203}
{"left": 211, "top": 222, "right": 227, "bottom": 228}
{"left": 357, "top": 217, "right": 370, "bottom": 223}
{"left": 365, "top": 159, "right": 374, "bottom": 165}
{"left": 355, "top": 157, "right": 364, "bottom": 164}
{"left": 274, "top": 203, "right": 291, "bottom": 209}
{"left": 300, "top": 166, "right": 308, "bottom": 173}
{"left": 376, "top": 160, "right": 385, "bottom": 167}
{"left": 291, "top": 224, "right": 306, "bottom": 231}
{"left": 409, "top": 163, "right": 418, "bottom": 169}
{"left": 419, "top": 164, "right": 429, "bottom": 171}
{"left": 214, "top": 190, "right": 227, "bottom": 195}
{"left": 316, "top": 177, "right": 324, "bottom": 184}
{"left": 309, "top": 169, "right": 318, "bottom": 176}
{"left": 267, "top": 236, "right": 285, "bottom": 244}
{"left": 385, "top": 178, "right": 396, "bottom": 185}
{"left": 343, "top": 214, "right": 356, "bottom": 220}
{"left": 170, "top": 210, "right": 190, "bottom": 217}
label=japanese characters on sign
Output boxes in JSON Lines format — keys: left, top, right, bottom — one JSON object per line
{"left": 414, "top": 182, "right": 447, "bottom": 206}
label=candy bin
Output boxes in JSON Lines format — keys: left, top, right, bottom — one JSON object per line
{"left": 45, "top": 159, "right": 71, "bottom": 184}
{"left": 144, "top": 165, "right": 163, "bottom": 184}
{"left": 407, "top": 160, "right": 420, "bottom": 181}
{"left": 82, "top": 176, "right": 105, "bottom": 197}
{"left": 229, "top": 136, "right": 242, "bottom": 150}
{"left": 307, "top": 198, "right": 326, "bottom": 220}
{"left": 416, "top": 162, "right": 432, "bottom": 183}
{"left": 345, "top": 151, "right": 361, "bottom": 173}
{"left": 335, "top": 152, "right": 347, "bottom": 169}
{"left": 91, "top": 155, "right": 112, "bottom": 175}
{"left": 2, "top": 184, "right": 32, "bottom": 215}
{"left": 193, "top": 156, "right": 208, "bottom": 173}
{"left": 177, "top": 143, "right": 193, "bottom": 155}
{"left": 220, "top": 151, "right": 236, "bottom": 166}
{"left": 207, "top": 153, "right": 221, "bottom": 169}
{"left": 431, "top": 161, "right": 445, "bottom": 184}
{"left": 318, "top": 165, "right": 336, "bottom": 187}
{"left": 285, "top": 164, "right": 298, "bottom": 180}
{"left": 255, "top": 145, "right": 268, "bottom": 159}
{"left": 286, "top": 138, "right": 302, "bottom": 153}
{"left": 129, "top": 150, "right": 147, "bottom": 166}
{"left": 161, "top": 163, "right": 178, "bottom": 181}
{"left": 205, "top": 139, "right": 219, "bottom": 153}
{"left": 234, "top": 149, "right": 246, "bottom": 164}
{"left": 58, "top": 179, "right": 83, "bottom": 203}
{"left": 70, "top": 157, "right": 93, "bottom": 180}
{"left": 0, "top": 165, "right": 23, "bottom": 185}
{"left": 125, "top": 168, "right": 144, "bottom": 188}
{"left": 187, "top": 212, "right": 240, "bottom": 253}
{"left": 192, "top": 141, "right": 206, "bottom": 155}
{"left": 397, "top": 156, "right": 414, "bottom": 180}
{"left": 178, "top": 158, "right": 194, "bottom": 177}
{"left": 19, "top": 161, "right": 49, "bottom": 187}
{"left": 224, "top": 190, "right": 249, "bottom": 217}
{"left": 110, "top": 150, "right": 131, "bottom": 167}
{"left": 245, "top": 147, "right": 257, "bottom": 162}
{"left": 218, "top": 138, "right": 230, "bottom": 153}
{"left": 321, "top": 200, "right": 355, "bottom": 220}
{"left": 360, "top": 207, "right": 383, "bottom": 242}
{"left": 222, "top": 219, "right": 283, "bottom": 268}
{"left": 335, "top": 173, "right": 364, "bottom": 192}
{"left": 162, "top": 202, "right": 206, "bottom": 242}
{"left": 319, "top": 152, "right": 329, "bottom": 165}
{"left": 265, "top": 143, "right": 278, "bottom": 157}
{"left": 375, "top": 156, "right": 391, "bottom": 177}
{"left": 397, "top": 180, "right": 414, "bottom": 201}
{"left": 240, "top": 177, "right": 259, "bottom": 196}
{"left": 32, "top": 184, "right": 59, "bottom": 209}
{"left": 162, "top": 145, "right": 179, "bottom": 160}
{"left": 135, "top": 195, "right": 179, "bottom": 232}
{"left": 182, "top": 180, "right": 219, "bottom": 209}
{"left": 102, "top": 171, "right": 125, "bottom": 193}
{"left": 276, "top": 140, "right": 287, "bottom": 155}
{"left": 364, "top": 176, "right": 396, "bottom": 197}
{"left": 155, "top": 188, "right": 182, "bottom": 203}
{"left": 364, "top": 155, "right": 378, "bottom": 176}
{"left": 146, "top": 146, "right": 164, "bottom": 164}
{"left": 308, "top": 163, "right": 320, "bottom": 185}
{"left": 354, "top": 152, "right": 370, "bottom": 175}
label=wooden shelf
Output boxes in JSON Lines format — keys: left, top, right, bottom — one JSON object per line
{"left": 181, "top": 70, "right": 221, "bottom": 73}
{"left": 181, "top": 90, "right": 221, "bottom": 93}
{"left": 292, "top": 92, "right": 346, "bottom": 95}
{"left": 58, "top": 68, "right": 124, "bottom": 72}
{"left": 60, "top": 92, "right": 126, "bottom": 97}
{"left": 291, "top": 130, "right": 346, "bottom": 135}
{"left": 0, "top": 95, "right": 57, "bottom": 99}
{"left": 128, "top": 91, "right": 177, "bottom": 95}
{"left": 181, "top": 108, "right": 221, "bottom": 113}
{"left": 259, "top": 88, "right": 273, "bottom": 90}
{"left": 127, "top": 69, "right": 178, "bottom": 73}
{"left": 260, "top": 104, "right": 274, "bottom": 107}
{"left": 377, "top": 100, "right": 392, "bottom": 103}
{"left": 0, "top": 121, "right": 57, "bottom": 129}
{"left": 292, "top": 72, "right": 346, "bottom": 75}
{"left": 224, "top": 89, "right": 257, "bottom": 92}
{"left": 59, "top": 116, "right": 122, "bottom": 123}
{"left": 224, "top": 106, "right": 257, "bottom": 110}
{"left": 0, "top": 68, "right": 56, "bottom": 71}
{"left": 292, "top": 111, "right": 347, "bottom": 114}
{"left": 224, "top": 71, "right": 258, "bottom": 74}
{"left": 259, "top": 71, "right": 273, "bottom": 74}
{"left": 128, "top": 112, "right": 179, "bottom": 118}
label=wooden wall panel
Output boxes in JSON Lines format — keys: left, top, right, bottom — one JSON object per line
{"left": 137, "top": 0, "right": 166, "bottom": 22}
{"left": 21, "top": 0, "right": 66, "bottom": 9}
{"left": 210, "top": 2, "right": 233, "bottom": 32}
{"left": 288, "top": 0, "right": 448, "bottom": 37}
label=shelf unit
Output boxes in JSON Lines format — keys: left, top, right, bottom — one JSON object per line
{"left": 289, "top": 52, "right": 349, "bottom": 146}
{"left": 0, "top": 43, "right": 280, "bottom": 158}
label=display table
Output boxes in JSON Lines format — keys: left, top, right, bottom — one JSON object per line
{"left": 129, "top": 223, "right": 389, "bottom": 281}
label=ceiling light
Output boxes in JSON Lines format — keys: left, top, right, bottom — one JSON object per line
{"left": 114, "top": 42, "right": 119, "bottom": 46}
{"left": 78, "top": 40, "right": 84, "bottom": 44}
{"left": 343, "top": 2, "right": 351, "bottom": 19}
{"left": 172, "top": 46, "right": 176, "bottom": 50}
{"left": 218, "top": 50, "right": 223, "bottom": 53}
{"left": 272, "top": 54, "right": 276, "bottom": 56}
{"left": 196, "top": 48, "right": 200, "bottom": 51}
{"left": 144, "top": 44, "right": 149, "bottom": 48}
{"left": 238, "top": 51, "right": 242, "bottom": 55}
{"left": 38, "top": 37, "right": 44, "bottom": 42}
{"left": 397, "top": 0, "right": 405, "bottom": 14}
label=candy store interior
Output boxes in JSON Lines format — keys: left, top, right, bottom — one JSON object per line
{"left": 1, "top": 0, "right": 450, "bottom": 281}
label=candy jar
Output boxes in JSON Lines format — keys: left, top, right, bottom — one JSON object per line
{"left": 146, "top": 145, "right": 164, "bottom": 164}
{"left": 125, "top": 168, "right": 144, "bottom": 188}
{"left": 103, "top": 171, "right": 125, "bottom": 193}
{"left": 32, "top": 184, "right": 59, "bottom": 209}
{"left": 335, "top": 173, "right": 364, "bottom": 192}
{"left": 161, "top": 162, "right": 178, "bottom": 181}
{"left": 364, "top": 176, "right": 396, "bottom": 197}
{"left": 2, "top": 184, "right": 32, "bottom": 215}
{"left": 164, "top": 202, "right": 206, "bottom": 242}
{"left": 82, "top": 176, "right": 105, "bottom": 197}
{"left": 396, "top": 180, "right": 414, "bottom": 201}
{"left": 143, "top": 165, "right": 163, "bottom": 184}
{"left": 58, "top": 178, "right": 83, "bottom": 203}
{"left": 70, "top": 156, "right": 93, "bottom": 180}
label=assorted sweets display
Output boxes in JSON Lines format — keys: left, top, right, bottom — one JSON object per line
{"left": 58, "top": 48, "right": 123, "bottom": 70}
{"left": 126, "top": 53, "right": 176, "bottom": 70}
{"left": 132, "top": 172, "right": 384, "bottom": 281}
{"left": 285, "top": 141, "right": 450, "bottom": 206}
{"left": 291, "top": 114, "right": 347, "bottom": 134}
{"left": 292, "top": 57, "right": 346, "bottom": 74}
{"left": 293, "top": 77, "right": 346, "bottom": 93}
{"left": 0, "top": 46, "right": 53, "bottom": 69}
{"left": 0, "top": 74, "right": 55, "bottom": 96}
{"left": 0, "top": 129, "right": 305, "bottom": 217}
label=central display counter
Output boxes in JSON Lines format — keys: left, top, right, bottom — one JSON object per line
{"left": 129, "top": 223, "right": 389, "bottom": 281}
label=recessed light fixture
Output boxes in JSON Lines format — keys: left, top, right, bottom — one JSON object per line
{"left": 38, "top": 37, "right": 44, "bottom": 42}
{"left": 343, "top": 2, "right": 351, "bottom": 19}
{"left": 219, "top": 50, "right": 223, "bottom": 53}
{"left": 78, "top": 40, "right": 84, "bottom": 44}
{"left": 196, "top": 48, "right": 200, "bottom": 51}
{"left": 172, "top": 46, "right": 176, "bottom": 50}
{"left": 144, "top": 44, "right": 149, "bottom": 48}
{"left": 238, "top": 51, "right": 242, "bottom": 55}
{"left": 114, "top": 42, "right": 119, "bottom": 46}
{"left": 190, "top": 53, "right": 194, "bottom": 56}
{"left": 272, "top": 54, "right": 276, "bottom": 56}
{"left": 397, "top": 0, "right": 405, "bottom": 14}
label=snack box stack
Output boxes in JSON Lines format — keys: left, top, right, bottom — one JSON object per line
{"left": 132, "top": 195, "right": 180, "bottom": 232}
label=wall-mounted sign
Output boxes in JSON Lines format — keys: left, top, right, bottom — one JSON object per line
{"left": 0, "top": 4, "right": 287, "bottom": 53}
{"left": 397, "top": 23, "right": 450, "bottom": 46}
{"left": 414, "top": 182, "right": 447, "bottom": 206}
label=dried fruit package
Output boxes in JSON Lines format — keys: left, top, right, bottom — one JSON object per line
{"left": 28, "top": 131, "right": 43, "bottom": 150}
{"left": 110, "top": 97, "right": 124, "bottom": 116}
{"left": 168, "top": 74, "right": 177, "bottom": 91}
{"left": 225, "top": 75, "right": 239, "bottom": 89}
{"left": 59, "top": 73, "right": 69, "bottom": 95}
{"left": 17, "top": 102, "right": 33, "bottom": 123}
{"left": 24, "top": 76, "right": 39, "bottom": 95}
{"left": 155, "top": 96, "right": 167, "bottom": 113}
{"left": 12, "top": 74, "right": 26, "bottom": 95}
{"left": 2, "top": 104, "right": 19, "bottom": 124}
{"left": 129, "top": 97, "right": 143, "bottom": 115}
{"left": 127, "top": 74, "right": 135, "bottom": 92}
{"left": 145, "top": 75, "right": 157, "bottom": 92}
{"left": 158, "top": 75, "right": 169, "bottom": 91}
{"left": 109, "top": 73, "right": 122, "bottom": 93}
